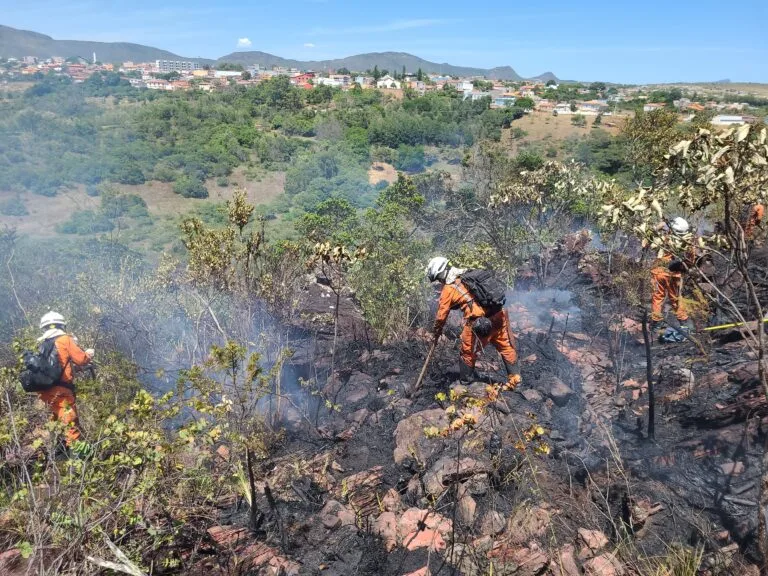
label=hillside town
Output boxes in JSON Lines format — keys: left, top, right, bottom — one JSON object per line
{"left": 1, "top": 54, "right": 765, "bottom": 125}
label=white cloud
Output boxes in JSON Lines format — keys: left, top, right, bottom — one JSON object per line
{"left": 237, "top": 37, "right": 252, "bottom": 48}
{"left": 304, "top": 42, "right": 316, "bottom": 48}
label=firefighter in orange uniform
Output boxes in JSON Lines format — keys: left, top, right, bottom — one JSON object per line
{"left": 426, "top": 257, "right": 520, "bottom": 389}
{"left": 745, "top": 203, "right": 765, "bottom": 241}
{"left": 650, "top": 218, "right": 694, "bottom": 334}
{"left": 37, "top": 312, "right": 94, "bottom": 447}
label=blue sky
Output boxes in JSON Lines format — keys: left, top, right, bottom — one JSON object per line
{"left": 3, "top": 0, "right": 766, "bottom": 83}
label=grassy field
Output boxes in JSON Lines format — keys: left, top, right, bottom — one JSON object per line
{"left": 503, "top": 110, "right": 627, "bottom": 156}
{"left": 368, "top": 162, "right": 398, "bottom": 185}
{"left": 664, "top": 82, "right": 768, "bottom": 98}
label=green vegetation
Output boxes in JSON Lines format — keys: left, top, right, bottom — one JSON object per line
{"left": 57, "top": 191, "right": 150, "bottom": 234}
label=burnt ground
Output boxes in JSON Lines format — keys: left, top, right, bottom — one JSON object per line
{"left": 194, "top": 238, "right": 768, "bottom": 575}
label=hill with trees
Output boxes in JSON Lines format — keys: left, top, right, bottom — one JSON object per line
{"left": 217, "top": 51, "right": 528, "bottom": 79}
{"left": 0, "top": 25, "right": 554, "bottom": 79}
{"left": 0, "top": 24, "right": 214, "bottom": 64}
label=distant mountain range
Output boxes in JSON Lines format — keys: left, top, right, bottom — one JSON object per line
{"left": 0, "top": 25, "right": 214, "bottom": 66}
{"left": 0, "top": 24, "right": 558, "bottom": 82}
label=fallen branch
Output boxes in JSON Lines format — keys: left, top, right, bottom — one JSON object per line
{"left": 86, "top": 538, "right": 147, "bottom": 576}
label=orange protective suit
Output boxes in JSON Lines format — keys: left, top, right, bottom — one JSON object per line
{"left": 745, "top": 204, "right": 765, "bottom": 240}
{"left": 37, "top": 334, "right": 90, "bottom": 446}
{"left": 434, "top": 279, "right": 517, "bottom": 370}
{"left": 38, "top": 386, "right": 80, "bottom": 446}
{"left": 650, "top": 267, "right": 687, "bottom": 323}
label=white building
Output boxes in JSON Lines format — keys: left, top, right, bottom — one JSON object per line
{"left": 376, "top": 75, "right": 401, "bottom": 89}
{"left": 155, "top": 60, "right": 201, "bottom": 73}
{"left": 711, "top": 115, "right": 746, "bottom": 126}
{"left": 213, "top": 70, "right": 243, "bottom": 79}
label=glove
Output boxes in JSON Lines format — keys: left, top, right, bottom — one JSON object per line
{"left": 85, "top": 348, "right": 95, "bottom": 359}
{"left": 505, "top": 374, "right": 522, "bottom": 391}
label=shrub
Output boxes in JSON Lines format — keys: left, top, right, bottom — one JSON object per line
{"left": 511, "top": 127, "right": 528, "bottom": 140}
{"left": 0, "top": 196, "right": 28, "bottom": 216}
{"left": 56, "top": 210, "right": 115, "bottom": 234}
{"left": 85, "top": 184, "right": 101, "bottom": 197}
{"left": 216, "top": 176, "right": 230, "bottom": 187}
{"left": 571, "top": 114, "right": 587, "bottom": 127}
{"left": 101, "top": 192, "right": 149, "bottom": 219}
{"left": 395, "top": 144, "right": 426, "bottom": 172}
{"left": 112, "top": 163, "right": 145, "bottom": 185}
{"left": 173, "top": 176, "right": 209, "bottom": 199}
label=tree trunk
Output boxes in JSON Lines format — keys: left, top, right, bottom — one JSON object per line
{"left": 641, "top": 309, "right": 655, "bottom": 440}
{"left": 246, "top": 448, "right": 261, "bottom": 531}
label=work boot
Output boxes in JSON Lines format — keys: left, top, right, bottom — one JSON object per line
{"left": 459, "top": 362, "right": 477, "bottom": 384}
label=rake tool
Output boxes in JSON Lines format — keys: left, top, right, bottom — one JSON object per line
{"left": 409, "top": 335, "right": 438, "bottom": 398}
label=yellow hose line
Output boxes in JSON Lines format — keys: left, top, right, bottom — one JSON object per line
{"left": 703, "top": 318, "right": 768, "bottom": 332}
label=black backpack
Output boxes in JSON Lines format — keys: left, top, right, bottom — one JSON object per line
{"left": 461, "top": 269, "right": 507, "bottom": 316}
{"left": 19, "top": 337, "right": 64, "bottom": 392}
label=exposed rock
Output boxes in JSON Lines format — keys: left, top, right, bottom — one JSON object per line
{"left": 206, "top": 525, "right": 300, "bottom": 575}
{"left": 333, "top": 466, "right": 383, "bottom": 517}
{"left": 0, "top": 550, "right": 23, "bottom": 575}
{"left": 208, "top": 525, "right": 248, "bottom": 548}
{"left": 346, "top": 387, "right": 369, "bottom": 404}
{"left": 398, "top": 507, "right": 452, "bottom": 552}
{"left": 658, "top": 359, "right": 694, "bottom": 389}
{"left": 238, "top": 541, "right": 301, "bottom": 575}
{"left": 522, "top": 389, "right": 544, "bottom": 403}
{"left": 403, "top": 567, "right": 430, "bottom": 576}
{"left": 423, "top": 456, "right": 491, "bottom": 496}
{"left": 319, "top": 500, "right": 357, "bottom": 530}
{"left": 547, "top": 377, "right": 575, "bottom": 407}
{"left": 406, "top": 474, "right": 424, "bottom": 504}
{"left": 549, "top": 544, "right": 580, "bottom": 576}
{"left": 488, "top": 541, "right": 549, "bottom": 576}
{"left": 720, "top": 461, "right": 745, "bottom": 476}
{"left": 373, "top": 511, "right": 398, "bottom": 551}
{"left": 506, "top": 505, "right": 552, "bottom": 544}
{"left": 456, "top": 485, "right": 477, "bottom": 528}
{"left": 347, "top": 408, "right": 370, "bottom": 424}
{"left": 380, "top": 487, "right": 403, "bottom": 512}
{"left": 584, "top": 552, "right": 623, "bottom": 576}
{"left": 466, "top": 472, "right": 490, "bottom": 496}
{"left": 550, "top": 429, "right": 566, "bottom": 441}
{"left": 622, "top": 379, "right": 641, "bottom": 389}
{"left": 578, "top": 528, "right": 609, "bottom": 554}
{"left": 700, "top": 370, "right": 729, "bottom": 388}
{"left": 343, "top": 371, "right": 373, "bottom": 404}
{"left": 479, "top": 510, "right": 506, "bottom": 536}
{"left": 393, "top": 409, "right": 450, "bottom": 467}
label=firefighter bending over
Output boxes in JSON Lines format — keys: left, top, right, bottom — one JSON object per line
{"left": 426, "top": 257, "right": 520, "bottom": 389}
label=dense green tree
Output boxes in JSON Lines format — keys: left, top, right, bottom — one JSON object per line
{"left": 515, "top": 96, "right": 535, "bottom": 110}
{"left": 173, "top": 176, "right": 209, "bottom": 198}
{"left": 395, "top": 144, "right": 426, "bottom": 172}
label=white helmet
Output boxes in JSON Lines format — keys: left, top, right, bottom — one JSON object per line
{"left": 39, "top": 311, "right": 66, "bottom": 330}
{"left": 425, "top": 256, "right": 449, "bottom": 282}
{"left": 671, "top": 217, "right": 690, "bottom": 235}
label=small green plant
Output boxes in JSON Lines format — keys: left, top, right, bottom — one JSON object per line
{"left": 0, "top": 196, "right": 28, "bottom": 216}
{"left": 571, "top": 114, "right": 587, "bottom": 127}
